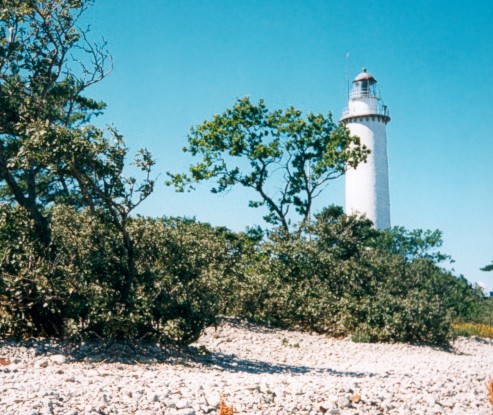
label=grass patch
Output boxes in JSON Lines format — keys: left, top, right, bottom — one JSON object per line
{"left": 452, "top": 322, "right": 493, "bottom": 339}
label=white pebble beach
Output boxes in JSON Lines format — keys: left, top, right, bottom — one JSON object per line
{"left": 1, "top": 318, "right": 492, "bottom": 415}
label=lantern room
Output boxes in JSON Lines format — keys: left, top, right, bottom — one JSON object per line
{"left": 351, "top": 68, "right": 378, "bottom": 99}
{"left": 341, "top": 67, "right": 389, "bottom": 121}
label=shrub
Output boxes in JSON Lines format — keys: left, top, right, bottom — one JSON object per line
{"left": 344, "top": 257, "right": 456, "bottom": 344}
{"left": 228, "top": 207, "right": 481, "bottom": 344}
{"left": 0, "top": 205, "right": 67, "bottom": 337}
{"left": 129, "top": 216, "right": 249, "bottom": 344}
{"left": 228, "top": 232, "right": 348, "bottom": 335}
{"left": 462, "top": 297, "right": 493, "bottom": 326}
{"left": 0, "top": 205, "right": 247, "bottom": 343}
{"left": 0, "top": 202, "right": 482, "bottom": 346}
{"left": 0, "top": 204, "right": 140, "bottom": 339}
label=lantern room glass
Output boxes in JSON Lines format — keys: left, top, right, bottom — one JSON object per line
{"left": 352, "top": 79, "right": 377, "bottom": 98}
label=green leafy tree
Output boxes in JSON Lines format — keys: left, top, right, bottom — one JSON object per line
{"left": 0, "top": 0, "right": 111, "bottom": 245}
{"left": 55, "top": 127, "right": 156, "bottom": 305}
{"left": 0, "top": 0, "right": 155, "bottom": 293}
{"left": 0, "top": 0, "right": 155, "bottom": 334}
{"left": 373, "top": 227, "right": 452, "bottom": 264}
{"left": 168, "top": 97, "right": 369, "bottom": 233}
{"left": 481, "top": 262, "right": 493, "bottom": 272}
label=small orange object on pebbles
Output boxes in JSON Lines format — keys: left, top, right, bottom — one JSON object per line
{"left": 350, "top": 394, "right": 362, "bottom": 403}
{"left": 0, "top": 358, "right": 11, "bottom": 366}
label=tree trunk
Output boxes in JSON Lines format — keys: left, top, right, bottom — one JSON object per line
{"left": 0, "top": 145, "right": 51, "bottom": 247}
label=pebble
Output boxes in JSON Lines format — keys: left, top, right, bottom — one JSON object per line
{"left": 0, "top": 318, "right": 492, "bottom": 414}
{"left": 49, "top": 354, "right": 67, "bottom": 364}
{"left": 34, "top": 359, "right": 49, "bottom": 369}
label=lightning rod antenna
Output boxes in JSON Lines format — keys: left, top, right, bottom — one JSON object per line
{"left": 345, "top": 51, "right": 350, "bottom": 100}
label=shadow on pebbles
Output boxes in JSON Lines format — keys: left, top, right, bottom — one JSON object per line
{"left": 1, "top": 317, "right": 492, "bottom": 415}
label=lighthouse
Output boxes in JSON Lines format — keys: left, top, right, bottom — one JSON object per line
{"left": 341, "top": 68, "right": 391, "bottom": 229}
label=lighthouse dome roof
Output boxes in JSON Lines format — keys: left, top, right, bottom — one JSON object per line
{"left": 353, "top": 68, "right": 377, "bottom": 83}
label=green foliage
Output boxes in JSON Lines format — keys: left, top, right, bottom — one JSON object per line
{"left": 168, "top": 97, "right": 369, "bottom": 232}
{"left": 0, "top": 205, "right": 63, "bottom": 336}
{"left": 478, "top": 298, "right": 493, "bottom": 325}
{"left": 0, "top": 0, "right": 111, "bottom": 244}
{"left": 0, "top": 199, "right": 483, "bottom": 345}
{"left": 0, "top": 0, "right": 157, "bottom": 336}
{"left": 226, "top": 207, "right": 482, "bottom": 345}
{"left": 373, "top": 227, "right": 451, "bottom": 263}
{"left": 481, "top": 262, "right": 493, "bottom": 272}
{"left": 0, "top": 1, "right": 483, "bottom": 348}
{"left": 0, "top": 0, "right": 233, "bottom": 345}
{"left": 129, "top": 216, "right": 248, "bottom": 344}
{"left": 0, "top": 206, "right": 247, "bottom": 343}
{"left": 461, "top": 297, "right": 493, "bottom": 326}
{"left": 347, "top": 257, "right": 461, "bottom": 344}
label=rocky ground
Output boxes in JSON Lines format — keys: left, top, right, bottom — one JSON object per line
{"left": 1, "top": 318, "right": 492, "bottom": 415}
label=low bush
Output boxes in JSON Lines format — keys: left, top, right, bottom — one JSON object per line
{"left": 0, "top": 205, "right": 67, "bottom": 337}
{"left": 128, "top": 216, "right": 249, "bottom": 343}
{"left": 463, "top": 297, "right": 493, "bottom": 326}
{"left": 1, "top": 203, "right": 482, "bottom": 346}
{"left": 228, "top": 206, "right": 482, "bottom": 344}
{"left": 0, "top": 204, "right": 247, "bottom": 344}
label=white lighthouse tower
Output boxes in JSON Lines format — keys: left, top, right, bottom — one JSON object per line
{"left": 341, "top": 68, "right": 391, "bottom": 229}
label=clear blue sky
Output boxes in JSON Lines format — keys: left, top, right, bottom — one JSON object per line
{"left": 83, "top": 0, "right": 493, "bottom": 291}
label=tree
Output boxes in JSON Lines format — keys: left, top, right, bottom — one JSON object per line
{"left": 0, "top": 0, "right": 154, "bottom": 280}
{"left": 168, "top": 97, "right": 369, "bottom": 233}
{"left": 481, "top": 262, "right": 493, "bottom": 272}
{"left": 0, "top": 0, "right": 110, "bottom": 245}
{"left": 0, "top": 0, "right": 155, "bottom": 331}
{"left": 54, "top": 127, "right": 155, "bottom": 305}
{"left": 373, "top": 227, "right": 452, "bottom": 264}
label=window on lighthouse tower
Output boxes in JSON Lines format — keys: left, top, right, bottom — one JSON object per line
{"left": 352, "top": 80, "right": 370, "bottom": 98}
{"left": 352, "top": 78, "right": 377, "bottom": 99}
{"left": 360, "top": 80, "right": 369, "bottom": 94}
